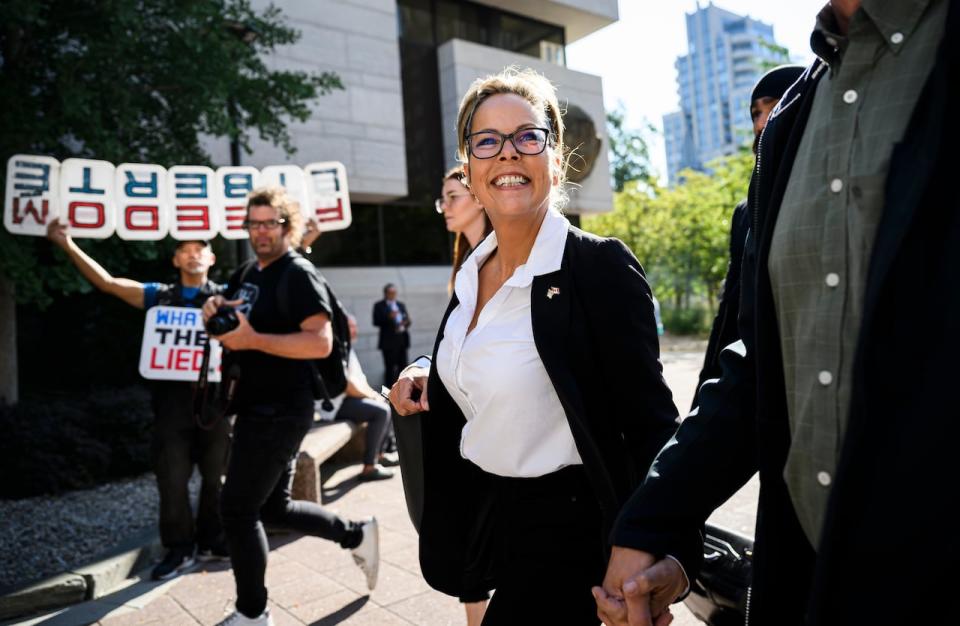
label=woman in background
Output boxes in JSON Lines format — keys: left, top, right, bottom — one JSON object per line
{"left": 437, "top": 167, "right": 493, "bottom": 294}
{"left": 435, "top": 168, "right": 493, "bottom": 625}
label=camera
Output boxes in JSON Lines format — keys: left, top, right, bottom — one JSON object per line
{"left": 206, "top": 305, "right": 240, "bottom": 336}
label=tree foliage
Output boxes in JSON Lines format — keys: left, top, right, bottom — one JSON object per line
{"left": 0, "top": 0, "right": 343, "bottom": 306}
{"left": 606, "top": 104, "right": 656, "bottom": 192}
{"left": 585, "top": 149, "right": 755, "bottom": 322}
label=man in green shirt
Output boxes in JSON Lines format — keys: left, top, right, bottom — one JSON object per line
{"left": 597, "top": 1, "right": 958, "bottom": 624}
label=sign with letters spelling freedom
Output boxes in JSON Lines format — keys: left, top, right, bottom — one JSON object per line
{"left": 139, "top": 306, "right": 222, "bottom": 382}
{"left": 4, "top": 155, "right": 353, "bottom": 239}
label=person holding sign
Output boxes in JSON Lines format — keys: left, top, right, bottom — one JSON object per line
{"left": 46, "top": 219, "right": 230, "bottom": 581}
{"left": 202, "top": 187, "right": 378, "bottom": 626}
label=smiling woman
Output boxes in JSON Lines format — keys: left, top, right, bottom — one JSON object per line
{"left": 388, "top": 67, "right": 680, "bottom": 625}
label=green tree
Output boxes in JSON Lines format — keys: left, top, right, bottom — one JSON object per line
{"left": 585, "top": 149, "right": 755, "bottom": 333}
{"left": 606, "top": 104, "right": 656, "bottom": 192}
{"left": 0, "top": 0, "right": 343, "bottom": 403}
{"left": 758, "top": 38, "right": 792, "bottom": 72}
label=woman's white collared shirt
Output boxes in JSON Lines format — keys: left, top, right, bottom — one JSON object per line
{"left": 436, "top": 208, "right": 583, "bottom": 478}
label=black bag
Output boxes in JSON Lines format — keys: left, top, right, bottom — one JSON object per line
{"left": 683, "top": 523, "right": 754, "bottom": 626}
{"left": 276, "top": 253, "right": 351, "bottom": 408}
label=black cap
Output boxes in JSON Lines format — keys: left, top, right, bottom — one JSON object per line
{"left": 174, "top": 239, "right": 211, "bottom": 249}
{"left": 751, "top": 65, "right": 806, "bottom": 105}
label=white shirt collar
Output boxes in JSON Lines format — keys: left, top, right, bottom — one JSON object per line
{"left": 456, "top": 208, "right": 569, "bottom": 299}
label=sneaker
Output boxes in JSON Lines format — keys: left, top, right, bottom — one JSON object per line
{"left": 379, "top": 452, "right": 401, "bottom": 467}
{"left": 351, "top": 517, "right": 380, "bottom": 590}
{"left": 151, "top": 547, "right": 196, "bottom": 581}
{"left": 197, "top": 540, "right": 230, "bottom": 562}
{"left": 358, "top": 465, "right": 395, "bottom": 481}
{"left": 215, "top": 608, "right": 274, "bottom": 626}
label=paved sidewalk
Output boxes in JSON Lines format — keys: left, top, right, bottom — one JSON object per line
{"left": 18, "top": 339, "right": 758, "bottom": 626}
{"left": 20, "top": 462, "right": 463, "bottom": 626}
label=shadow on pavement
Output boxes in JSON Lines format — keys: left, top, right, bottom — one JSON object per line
{"left": 309, "top": 596, "right": 368, "bottom": 625}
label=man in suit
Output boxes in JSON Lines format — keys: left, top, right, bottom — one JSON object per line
{"left": 596, "top": 1, "right": 958, "bottom": 624}
{"left": 373, "top": 283, "right": 411, "bottom": 386}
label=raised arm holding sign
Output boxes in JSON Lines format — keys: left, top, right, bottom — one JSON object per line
{"left": 47, "top": 219, "right": 231, "bottom": 582}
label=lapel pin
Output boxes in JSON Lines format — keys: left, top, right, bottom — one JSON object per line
{"left": 547, "top": 286, "right": 560, "bottom": 299}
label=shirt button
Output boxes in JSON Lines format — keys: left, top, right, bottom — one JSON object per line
{"left": 817, "top": 471, "right": 832, "bottom": 487}
{"left": 843, "top": 89, "right": 858, "bottom": 104}
{"left": 891, "top": 32, "right": 904, "bottom": 45}
{"left": 818, "top": 370, "right": 833, "bottom": 386}
{"left": 825, "top": 272, "right": 840, "bottom": 287}
{"left": 830, "top": 178, "right": 844, "bottom": 193}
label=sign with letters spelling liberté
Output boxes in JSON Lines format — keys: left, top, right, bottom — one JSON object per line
{"left": 4, "top": 155, "right": 352, "bottom": 239}
{"left": 139, "top": 306, "right": 222, "bottom": 382}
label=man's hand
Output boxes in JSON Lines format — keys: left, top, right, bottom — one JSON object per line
{"left": 593, "top": 547, "right": 686, "bottom": 626}
{"left": 202, "top": 296, "right": 244, "bottom": 322}
{"left": 302, "top": 218, "right": 320, "bottom": 250}
{"left": 389, "top": 368, "right": 429, "bottom": 415}
{"left": 212, "top": 310, "right": 258, "bottom": 351}
{"left": 46, "top": 218, "right": 71, "bottom": 249}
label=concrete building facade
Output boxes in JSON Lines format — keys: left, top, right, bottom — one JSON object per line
{"left": 203, "top": 0, "right": 618, "bottom": 382}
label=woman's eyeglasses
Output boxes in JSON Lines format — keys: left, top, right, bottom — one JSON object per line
{"left": 435, "top": 193, "right": 471, "bottom": 213}
{"left": 465, "top": 127, "right": 551, "bottom": 159}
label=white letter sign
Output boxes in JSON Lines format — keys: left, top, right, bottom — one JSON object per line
{"left": 4, "top": 154, "right": 60, "bottom": 236}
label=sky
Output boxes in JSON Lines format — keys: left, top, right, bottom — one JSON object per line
{"left": 566, "top": 0, "right": 825, "bottom": 181}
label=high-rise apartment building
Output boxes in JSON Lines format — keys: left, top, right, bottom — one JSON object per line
{"left": 663, "top": 2, "right": 788, "bottom": 184}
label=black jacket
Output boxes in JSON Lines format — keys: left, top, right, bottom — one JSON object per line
{"left": 691, "top": 199, "right": 750, "bottom": 411}
{"left": 613, "top": 3, "right": 960, "bottom": 624}
{"left": 416, "top": 226, "right": 679, "bottom": 598}
{"left": 373, "top": 299, "right": 410, "bottom": 351}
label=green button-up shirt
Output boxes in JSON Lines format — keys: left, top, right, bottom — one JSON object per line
{"left": 767, "top": 0, "right": 946, "bottom": 549}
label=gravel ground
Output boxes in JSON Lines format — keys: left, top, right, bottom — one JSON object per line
{"left": 0, "top": 473, "right": 199, "bottom": 590}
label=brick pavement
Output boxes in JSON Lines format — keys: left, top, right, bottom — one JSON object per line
{"left": 21, "top": 339, "right": 758, "bottom": 626}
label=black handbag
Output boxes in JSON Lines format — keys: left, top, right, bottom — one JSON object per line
{"left": 392, "top": 404, "right": 426, "bottom": 532}
{"left": 683, "top": 523, "right": 754, "bottom": 626}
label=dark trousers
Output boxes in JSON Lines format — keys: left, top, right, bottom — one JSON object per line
{"left": 381, "top": 347, "right": 408, "bottom": 387}
{"left": 220, "top": 403, "right": 361, "bottom": 618}
{"left": 336, "top": 397, "right": 391, "bottom": 466}
{"left": 151, "top": 381, "right": 230, "bottom": 550}
{"left": 478, "top": 465, "right": 605, "bottom": 625}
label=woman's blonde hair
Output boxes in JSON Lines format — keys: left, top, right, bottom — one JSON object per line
{"left": 245, "top": 186, "right": 304, "bottom": 248}
{"left": 455, "top": 67, "right": 569, "bottom": 210}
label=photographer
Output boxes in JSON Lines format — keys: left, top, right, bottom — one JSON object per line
{"left": 46, "top": 219, "right": 229, "bottom": 581}
{"left": 203, "top": 187, "right": 378, "bottom": 626}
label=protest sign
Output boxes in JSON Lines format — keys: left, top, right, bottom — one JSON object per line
{"left": 139, "top": 305, "right": 222, "bottom": 382}
{"left": 4, "top": 155, "right": 352, "bottom": 239}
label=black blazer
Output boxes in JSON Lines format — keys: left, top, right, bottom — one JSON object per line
{"left": 691, "top": 198, "right": 750, "bottom": 411}
{"left": 415, "top": 226, "right": 679, "bottom": 598}
{"left": 373, "top": 299, "right": 410, "bottom": 351}
{"left": 614, "top": 3, "right": 960, "bottom": 624}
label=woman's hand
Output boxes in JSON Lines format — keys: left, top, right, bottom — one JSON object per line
{"left": 389, "top": 368, "right": 429, "bottom": 415}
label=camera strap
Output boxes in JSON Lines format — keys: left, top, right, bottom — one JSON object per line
{"left": 193, "top": 340, "right": 239, "bottom": 430}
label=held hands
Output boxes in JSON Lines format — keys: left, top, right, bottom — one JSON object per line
{"left": 593, "top": 547, "right": 686, "bottom": 626}
{"left": 388, "top": 368, "right": 429, "bottom": 415}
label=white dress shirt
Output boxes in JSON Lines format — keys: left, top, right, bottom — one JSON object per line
{"left": 436, "top": 208, "right": 583, "bottom": 477}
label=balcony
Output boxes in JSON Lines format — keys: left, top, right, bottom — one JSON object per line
{"left": 469, "top": 0, "right": 618, "bottom": 43}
